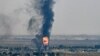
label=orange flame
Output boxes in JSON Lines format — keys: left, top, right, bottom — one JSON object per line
{"left": 43, "top": 36, "right": 49, "bottom": 45}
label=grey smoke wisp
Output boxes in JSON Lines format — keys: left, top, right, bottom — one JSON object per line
{"left": 0, "top": 14, "right": 12, "bottom": 37}
{"left": 0, "top": 0, "right": 42, "bottom": 36}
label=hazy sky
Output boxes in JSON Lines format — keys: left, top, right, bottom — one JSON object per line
{"left": 52, "top": 0, "right": 100, "bottom": 35}
{"left": 0, "top": 0, "right": 100, "bottom": 35}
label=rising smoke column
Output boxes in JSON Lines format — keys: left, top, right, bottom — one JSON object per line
{"left": 31, "top": 0, "right": 55, "bottom": 51}
{"left": 28, "top": 0, "right": 54, "bottom": 36}
{"left": 40, "top": 0, "right": 54, "bottom": 37}
{"left": 39, "top": 0, "right": 54, "bottom": 51}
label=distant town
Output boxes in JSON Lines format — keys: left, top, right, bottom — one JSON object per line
{"left": 0, "top": 35, "right": 100, "bottom": 56}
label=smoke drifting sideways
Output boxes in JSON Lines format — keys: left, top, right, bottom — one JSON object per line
{"left": 0, "top": 0, "right": 43, "bottom": 37}
{"left": 0, "top": 0, "right": 55, "bottom": 41}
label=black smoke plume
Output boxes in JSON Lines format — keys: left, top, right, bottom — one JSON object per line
{"left": 40, "top": 0, "right": 54, "bottom": 37}
{"left": 38, "top": 0, "right": 54, "bottom": 51}
{"left": 29, "top": 0, "right": 55, "bottom": 51}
